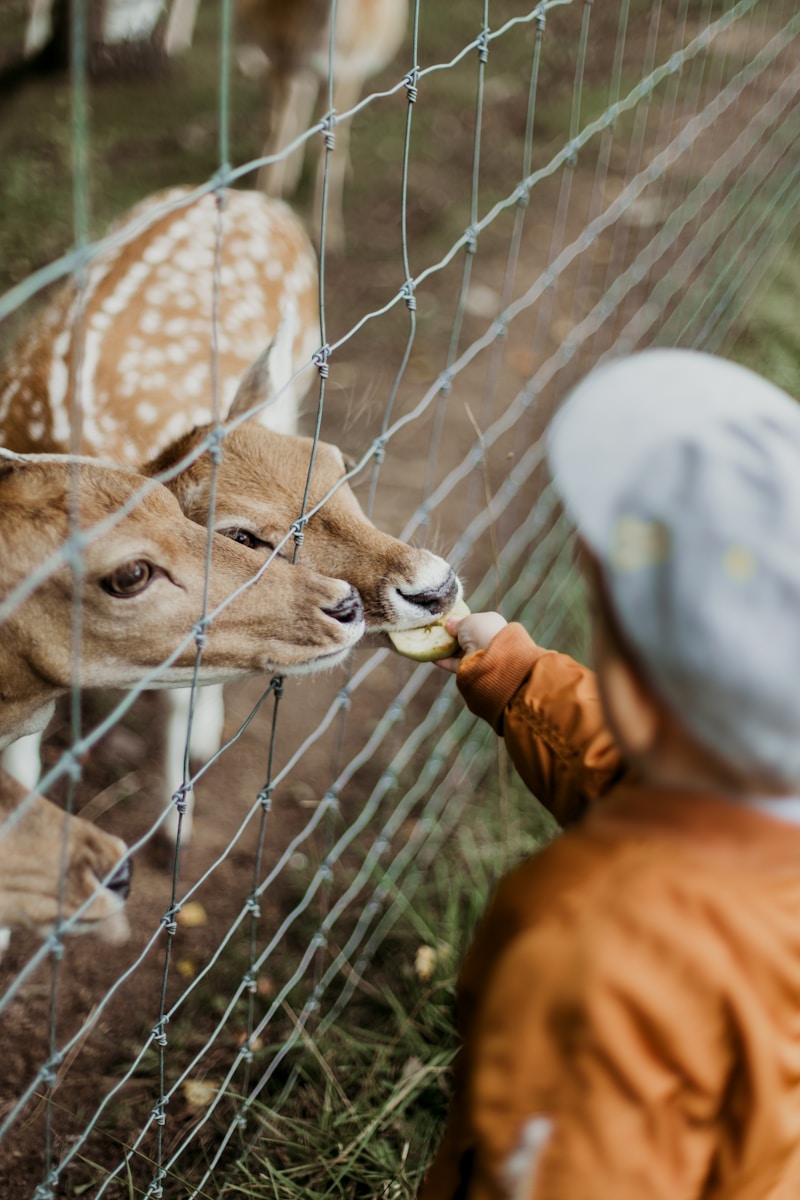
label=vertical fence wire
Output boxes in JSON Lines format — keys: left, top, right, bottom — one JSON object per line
{"left": 0, "top": 0, "right": 798, "bottom": 1195}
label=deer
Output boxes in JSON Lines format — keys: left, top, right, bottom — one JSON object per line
{"left": 22, "top": 0, "right": 165, "bottom": 73}
{"left": 0, "top": 186, "right": 319, "bottom": 465}
{"left": 0, "top": 185, "right": 460, "bottom": 846}
{"left": 164, "top": 0, "right": 409, "bottom": 251}
{"left": 0, "top": 767, "right": 131, "bottom": 955}
{"left": 0, "top": 453, "right": 364, "bottom": 823}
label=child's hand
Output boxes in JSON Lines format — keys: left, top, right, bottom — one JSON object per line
{"left": 435, "top": 611, "right": 508, "bottom": 674}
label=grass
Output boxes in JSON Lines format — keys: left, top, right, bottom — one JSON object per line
{"left": 728, "top": 229, "right": 800, "bottom": 399}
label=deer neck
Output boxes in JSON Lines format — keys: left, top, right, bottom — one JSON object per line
{"left": 0, "top": 641, "right": 59, "bottom": 750}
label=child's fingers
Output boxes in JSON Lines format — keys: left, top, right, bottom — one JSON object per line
{"left": 433, "top": 654, "right": 461, "bottom": 674}
{"left": 435, "top": 614, "right": 507, "bottom": 674}
{"left": 444, "top": 615, "right": 467, "bottom": 635}
{"left": 447, "top": 612, "right": 508, "bottom": 656}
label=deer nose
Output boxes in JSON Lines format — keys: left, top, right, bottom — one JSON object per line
{"left": 323, "top": 585, "right": 364, "bottom": 626}
{"left": 399, "top": 569, "right": 459, "bottom": 614}
{"left": 106, "top": 857, "right": 133, "bottom": 900}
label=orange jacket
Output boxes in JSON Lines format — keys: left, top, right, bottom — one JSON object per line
{"left": 420, "top": 624, "right": 800, "bottom": 1200}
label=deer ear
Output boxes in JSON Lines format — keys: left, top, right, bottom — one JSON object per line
{"left": 226, "top": 342, "right": 275, "bottom": 423}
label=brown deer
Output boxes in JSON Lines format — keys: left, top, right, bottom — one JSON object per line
{"left": 164, "top": 0, "right": 409, "bottom": 251}
{"left": 0, "top": 768, "right": 131, "bottom": 954}
{"left": 0, "top": 454, "right": 364, "bottom": 822}
{"left": 0, "top": 186, "right": 459, "bottom": 845}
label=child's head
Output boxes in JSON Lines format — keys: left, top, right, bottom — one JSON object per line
{"left": 548, "top": 350, "right": 800, "bottom": 793}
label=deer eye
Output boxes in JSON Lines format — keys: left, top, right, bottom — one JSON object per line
{"left": 101, "top": 560, "right": 155, "bottom": 597}
{"left": 219, "top": 527, "right": 274, "bottom": 552}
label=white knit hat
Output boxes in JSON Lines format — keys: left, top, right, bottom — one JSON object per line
{"left": 547, "top": 349, "right": 800, "bottom": 785}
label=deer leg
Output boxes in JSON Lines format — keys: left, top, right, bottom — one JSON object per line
{"left": 161, "top": 688, "right": 196, "bottom": 847}
{"left": 312, "top": 73, "right": 363, "bottom": 254}
{"left": 103, "top": 0, "right": 163, "bottom": 43}
{"left": 24, "top": 0, "right": 54, "bottom": 58}
{"left": 258, "top": 68, "right": 320, "bottom": 199}
{"left": 163, "top": 0, "right": 201, "bottom": 56}
{"left": 1, "top": 732, "right": 43, "bottom": 793}
{"left": 160, "top": 684, "right": 225, "bottom": 847}
{"left": 189, "top": 684, "right": 225, "bottom": 765}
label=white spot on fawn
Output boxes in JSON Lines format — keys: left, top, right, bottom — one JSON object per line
{"left": 48, "top": 328, "right": 72, "bottom": 443}
{"left": 140, "top": 310, "right": 162, "bottom": 335}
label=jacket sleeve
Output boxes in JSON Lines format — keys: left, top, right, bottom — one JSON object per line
{"left": 464, "top": 883, "right": 729, "bottom": 1200}
{"left": 455, "top": 623, "right": 624, "bottom": 826}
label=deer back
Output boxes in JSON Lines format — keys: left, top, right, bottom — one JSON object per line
{"left": 0, "top": 187, "right": 320, "bottom": 465}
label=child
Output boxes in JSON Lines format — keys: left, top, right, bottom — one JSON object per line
{"left": 420, "top": 349, "right": 800, "bottom": 1199}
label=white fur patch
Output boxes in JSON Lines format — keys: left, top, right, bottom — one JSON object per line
{"left": 503, "top": 1117, "right": 553, "bottom": 1199}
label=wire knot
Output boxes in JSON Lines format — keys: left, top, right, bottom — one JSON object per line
{"left": 477, "top": 29, "right": 489, "bottom": 63}
{"left": 161, "top": 908, "right": 178, "bottom": 936}
{"left": 401, "top": 279, "right": 417, "bottom": 311}
{"left": 257, "top": 784, "right": 274, "bottom": 811}
{"left": 465, "top": 225, "right": 478, "bottom": 255}
{"left": 211, "top": 164, "right": 232, "bottom": 196}
{"left": 322, "top": 789, "right": 340, "bottom": 814}
{"left": 372, "top": 436, "right": 387, "bottom": 465}
{"left": 151, "top": 1101, "right": 168, "bottom": 1127}
{"left": 207, "top": 426, "right": 224, "bottom": 465}
{"left": 145, "top": 1169, "right": 167, "bottom": 1199}
{"left": 320, "top": 112, "right": 336, "bottom": 152}
{"left": 152, "top": 1019, "right": 169, "bottom": 1047}
{"left": 192, "top": 620, "right": 208, "bottom": 651}
{"left": 404, "top": 67, "right": 419, "bottom": 103}
{"left": 515, "top": 182, "right": 531, "bottom": 208}
{"left": 40, "top": 1052, "right": 62, "bottom": 1088}
{"left": 313, "top": 344, "right": 331, "bottom": 378}
{"left": 290, "top": 518, "right": 306, "bottom": 547}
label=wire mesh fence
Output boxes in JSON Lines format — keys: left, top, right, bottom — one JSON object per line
{"left": 0, "top": 0, "right": 798, "bottom": 1194}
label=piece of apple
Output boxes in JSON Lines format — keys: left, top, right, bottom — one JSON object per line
{"left": 388, "top": 599, "right": 471, "bottom": 662}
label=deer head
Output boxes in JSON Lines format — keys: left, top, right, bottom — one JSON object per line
{"left": 0, "top": 456, "right": 365, "bottom": 748}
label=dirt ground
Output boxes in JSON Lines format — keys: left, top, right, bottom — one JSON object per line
{"left": 0, "top": 1, "right": 795, "bottom": 1194}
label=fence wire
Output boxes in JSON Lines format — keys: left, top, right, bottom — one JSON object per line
{"left": 0, "top": 0, "right": 798, "bottom": 1195}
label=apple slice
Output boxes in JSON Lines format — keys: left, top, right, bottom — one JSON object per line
{"left": 388, "top": 599, "right": 471, "bottom": 662}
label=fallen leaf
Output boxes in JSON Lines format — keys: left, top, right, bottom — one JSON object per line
{"left": 177, "top": 901, "right": 207, "bottom": 928}
{"left": 183, "top": 1079, "right": 218, "bottom": 1108}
